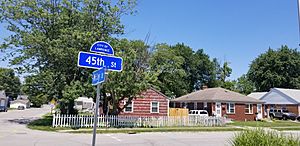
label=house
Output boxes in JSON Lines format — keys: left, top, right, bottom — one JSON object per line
{"left": 171, "top": 87, "right": 264, "bottom": 121}
{"left": 119, "top": 88, "right": 169, "bottom": 117}
{"left": 74, "top": 97, "right": 95, "bottom": 112}
{"left": 260, "top": 88, "right": 300, "bottom": 116}
{"left": 0, "top": 91, "right": 8, "bottom": 112}
{"left": 10, "top": 99, "right": 30, "bottom": 109}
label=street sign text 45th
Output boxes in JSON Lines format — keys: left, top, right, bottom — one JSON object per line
{"left": 77, "top": 51, "right": 122, "bottom": 72}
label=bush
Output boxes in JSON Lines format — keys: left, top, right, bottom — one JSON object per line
{"left": 230, "top": 128, "right": 300, "bottom": 146}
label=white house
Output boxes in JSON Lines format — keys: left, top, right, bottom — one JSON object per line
{"left": 260, "top": 88, "right": 300, "bottom": 116}
{"left": 10, "top": 99, "right": 30, "bottom": 109}
{"left": 74, "top": 97, "right": 94, "bottom": 112}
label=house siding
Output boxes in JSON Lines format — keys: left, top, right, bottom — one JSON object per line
{"left": 119, "top": 89, "right": 169, "bottom": 117}
{"left": 223, "top": 103, "right": 258, "bottom": 121}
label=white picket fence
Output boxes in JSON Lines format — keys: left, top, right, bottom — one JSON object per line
{"left": 52, "top": 114, "right": 226, "bottom": 128}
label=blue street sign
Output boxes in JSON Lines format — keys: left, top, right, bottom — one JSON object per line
{"left": 92, "top": 68, "right": 105, "bottom": 85}
{"left": 77, "top": 51, "right": 122, "bottom": 71}
{"left": 90, "top": 41, "right": 114, "bottom": 55}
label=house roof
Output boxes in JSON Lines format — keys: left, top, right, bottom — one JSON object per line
{"left": 270, "top": 88, "right": 300, "bottom": 103}
{"left": 17, "top": 95, "right": 28, "bottom": 100}
{"left": 10, "top": 99, "right": 30, "bottom": 104}
{"left": 247, "top": 92, "right": 267, "bottom": 100}
{"left": 171, "top": 87, "right": 264, "bottom": 103}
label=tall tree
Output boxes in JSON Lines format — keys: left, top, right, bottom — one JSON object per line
{"left": 0, "top": 0, "right": 136, "bottom": 113}
{"left": 150, "top": 43, "right": 187, "bottom": 98}
{"left": 248, "top": 45, "right": 300, "bottom": 91}
{"left": 0, "top": 68, "right": 20, "bottom": 98}
{"left": 150, "top": 43, "right": 217, "bottom": 97}
{"left": 220, "top": 61, "right": 232, "bottom": 83}
{"left": 235, "top": 74, "right": 255, "bottom": 95}
{"left": 102, "top": 39, "right": 155, "bottom": 114}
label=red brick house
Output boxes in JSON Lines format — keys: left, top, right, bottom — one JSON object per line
{"left": 171, "top": 88, "right": 265, "bottom": 121}
{"left": 119, "top": 88, "right": 169, "bottom": 117}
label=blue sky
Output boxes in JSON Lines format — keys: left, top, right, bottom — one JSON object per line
{"left": 1, "top": 0, "right": 299, "bottom": 80}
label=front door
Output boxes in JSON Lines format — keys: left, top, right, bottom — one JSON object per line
{"left": 257, "top": 104, "right": 263, "bottom": 120}
{"left": 215, "top": 102, "right": 222, "bottom": 117}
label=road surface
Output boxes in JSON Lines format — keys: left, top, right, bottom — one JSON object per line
{"left": 0, "top": 106, "right": 299, "bottom": 146}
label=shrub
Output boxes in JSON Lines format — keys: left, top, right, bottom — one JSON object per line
{"left": 229, "top": 128, "right": 300, "bottom": 146}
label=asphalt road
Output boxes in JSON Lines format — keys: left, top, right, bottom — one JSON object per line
{"left": 0, "top": 106, "right": 299, "bottom": 146}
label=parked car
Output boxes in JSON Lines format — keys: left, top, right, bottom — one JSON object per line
{"left": 17, "top": 105, "right": 25, "bottom": 110}
{"left": 297, "top": 116, "right": 300, "bottom": 121}
{"left": 269, "top": 109, "right": 297, "bottom": 120}
{"left": 189, "top": 110, "right": 209, "bottom": 117}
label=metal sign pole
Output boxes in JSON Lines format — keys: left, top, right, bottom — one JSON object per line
{"left": 297, "top": 0, "right": 300, "bottom": 46}
{"left": 92, "top": 83, "right": 100, "bottom": 146}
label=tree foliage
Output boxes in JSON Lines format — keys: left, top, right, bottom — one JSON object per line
{"left": 150, "top": 43, "right": 219, "bottom": 98}
{"left": 248, "top": 46, "right": 300, "bottom": 91}
{"left": 235, "top": 74, "right": 255, "bottom": 95}
{"left": 0, "top": 0, "right": 136, "bottom": 113}
{"left": 102, "top": 39, "right": 155, "bottom": 114}
{"left": 0, "top": 67, "right": 20, "bottom": 98}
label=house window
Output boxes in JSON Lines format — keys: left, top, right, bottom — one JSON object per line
{"left": 226, "top": 103, "right": 235, "bottom": 114}
{"left": 151, "top": 101, "right": 159, "bottom": 113}
{"left": 124, "top": 101, "right": 133, "bottom": 112}
{"left": 245, "top": 104, "right": 253, "bottom": 114}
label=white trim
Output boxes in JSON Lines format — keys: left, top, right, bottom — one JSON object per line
{"left": 167, "top": 99, "right": 170, "bottom": 116}
{"left": 194, "top": 102, "right": 197, "bottom": 110}
{"left": 245, "top": 103, "right": 253, "bottom": 114}
{"left": 151, "top": 101, "right": 159, "bottom": 113}
{"left": 226, "top": 102, "right": 235, "bottom": 114}
{"left": 215, "top": 102, "right": 222, "bottom": 117}
{"left": 123, "top": 100, "right": 133, "bottom": 113}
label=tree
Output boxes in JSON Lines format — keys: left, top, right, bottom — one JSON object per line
{"left": 0, "top": 68, "right": 20, "bottom": 98}
{"left": 220, "top": 61, "right": 232, "bottom": 83}
{"left": 248, "top": 45, "right": 300, "bottom": 91}
{"left": 150, "top": 43, "right": 187, "bottom": 98}
{"left": 235, "top": 74, "right": 255, "bottom": 95}
{"left": 102, "top": 39, "right": 155, "bottom": 114}
{"left": 150, "top": 43, "right": 217, "bottom": 97}
{"left": 0, "top": 0, "right": 136, "bottom": 113}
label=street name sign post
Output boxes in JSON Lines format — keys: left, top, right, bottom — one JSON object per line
{"left": 77, "top": 42, "right": 122, "bottom": 146}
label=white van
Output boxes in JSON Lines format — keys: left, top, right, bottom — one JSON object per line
{"left": 188, "top": 110, "right": 209, "bottom": 117}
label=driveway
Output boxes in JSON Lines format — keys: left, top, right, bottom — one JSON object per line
{"left": 0, "top": 106, "right": 299, "bottom": 146}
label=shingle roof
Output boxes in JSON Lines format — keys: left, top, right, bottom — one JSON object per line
{"left": 272, "top": 88, "right": 300, "bottom": 103}
{"left": 247, "top": 92, "right": 267, "bottom": 100}
{"left": 172, "top": 87, "right": 264, "bottom": 103}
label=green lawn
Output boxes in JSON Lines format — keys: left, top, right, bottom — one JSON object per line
{"left": 227, "top": 120, "right": 300, "bottom": 128}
